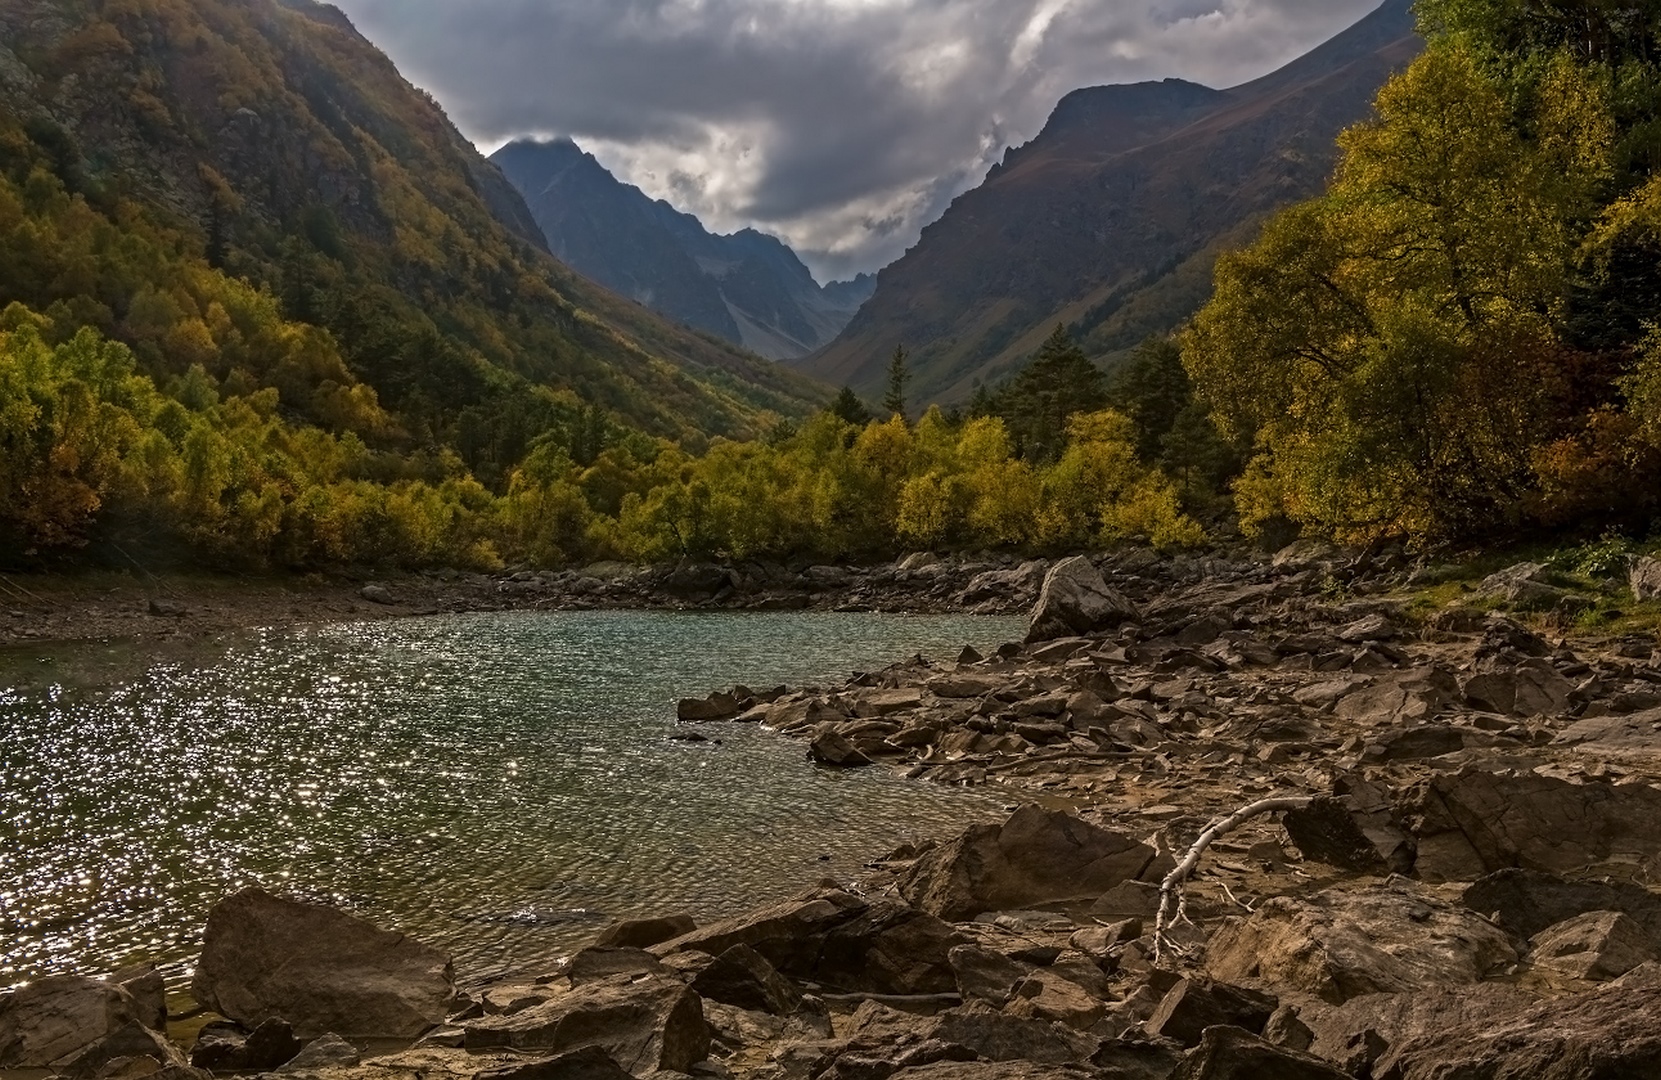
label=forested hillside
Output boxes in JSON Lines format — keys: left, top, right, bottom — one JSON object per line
{"left": 0, "top": 0, "right": 828, "bottom": 566}
{"left": 1184, "top": 0, "right": 1661, "bottom": 546}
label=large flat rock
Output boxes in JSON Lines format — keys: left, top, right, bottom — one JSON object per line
{"left": 899, "top": 805, "right": 1161, "bottom": 921}
{"left": 462, "top": 975, "right": 709, "bottom": 1074}
{"left": 193, "top": 888, "right": 454, "bottom": 1038}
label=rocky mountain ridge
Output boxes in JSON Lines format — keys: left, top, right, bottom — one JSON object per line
{"left": 803, "top": 0, "right": 1422, "bottom": 403}
{"left": 492, "top": 138, "right": 875, "bottom": 361}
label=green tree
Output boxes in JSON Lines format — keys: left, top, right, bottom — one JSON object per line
{"left": 882, "top": 346, "right": 909, "bottom": 422}
{"left": 1183, "top": 41, "right": 1613, "bottom": 542}
{"left": 827, "top": 385, "right": 872, "bottom": 427}
{"left": 994, "top": 325, "right": 1107, "bottom": 463}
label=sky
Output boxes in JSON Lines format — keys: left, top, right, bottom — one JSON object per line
{"left": 332, "top": 0, "right": 1384, "bottom": 282}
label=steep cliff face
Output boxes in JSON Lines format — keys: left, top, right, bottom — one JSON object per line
{"left": 0, "top": 0, "right": 825, "bottom": 442}
{"left": 802, "top": 0, "right": 1420, "bottom": 403}
{"left": 492, "top": 138, "right": 874, "bottom": 361}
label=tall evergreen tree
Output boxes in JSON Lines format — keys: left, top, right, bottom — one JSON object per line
{"left": 882, "top": 345, "right": 909, "bottom": 422}
{"left": 828, "top": 385, "right": 872, "bottom": 426}
{"left": 995, "top": 325, "right": 1107, "bottom": 462}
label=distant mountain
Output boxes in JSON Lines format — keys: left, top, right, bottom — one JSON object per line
{"left": 0, "top": 0, "right": 825, "bottom": 455}
{"left": 492, "top": 139, "right": 875, "bottom": 361}
{"left": 802, "top": 0, "right": 1422, "bottom": 403}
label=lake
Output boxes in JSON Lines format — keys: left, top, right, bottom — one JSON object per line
{"left": 0, "top": 610, "right": 1020, "bottom": 988}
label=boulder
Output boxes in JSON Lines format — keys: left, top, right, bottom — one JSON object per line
{"left": 1630, "top": 555, "right": 1661, "bottom": 602}
{"left": 1528, "top": 910, "right": 1657, "bottom": 980}
{"left": 1025, "top": 557, "right": 1139, "bottom": 643}
{"left": 1373, "top": 984, "right": 1661, "bottom": 1079}
{"left": 1301, "top": 984, "right": 1538, "bottom": 1074}
{"left": 463, "top": 974, "right": 709, "bottom": 1074}
{"left": 927, "top": 672, "right": 1007, "bottom": 699}
{"left": 1171, "top": 1026, "right": 1351, "bottom": 1080}
{"left": 0, "top": 974, "right": 155, "bottom": 1068}
{"left": 947, "top": 946, "right": 1029, "bottom": 1006}
{"left": 1460, "top": 868, "right": 1661, "bottom": 943}
{"left": 53, "top": 1020, "right": 191, "bottom": 1079}
{"left": 592, "top": 914, "right": 697, "bottom": 950}
{"left": 1334, "top": 668, "right": 1456, "bottom": 725}
{"left": 677, "top": 693, "right": 741, "bottom": 722}
{"left": 190, "top": 1018, "right": 302, "bottom": 1071}
{"left": 193, "top": 887, "right": 454, "bottom": 1038}
{"left": 565, "top": 947, "right": 669, "bottom": 984}
{"left": 1145, "top": 977, "right": 1278, "bottom": 1048}
{"left": 929, "top": 1009, "right": 1099, "bottom": 1065}
{"left": 1401, "top": 770, "right": 1661, "bottom": 882}
{"left": 1478, "top": 563, "right": 1580, "bottom": 610}
{"left": 1283, "top": 792, "right": 1413, "bottom": 875}
{"left": 657, "top": 888, "right": 961, "bottom": 995}
{"left": 359, "top": 584, "right": 396, "bottom": 605}
{"left": 809, "top": 729, "right": 874, "bottom": 767}
{"left": 110, "top": 965, "right": 167, "bottom": 1034}
{"left": 1552, "top": 709, "right": 1661, "bottom": 755}
{"left": 661, "top": 563, "right": 732, "bottom": 597}
{"left": 886, "top": 1060, "right": 1107, "bottom": 1080}
{"left": 1462, "top": 667, "right": 1572, "bottom": 717}
{"left": 688, "top": 945, "right": 801, "bottom": 1015}
{"left": 277, "top": 1032, "right": 360, "bottom": 1072}
{"left": 899, "top": 805, "right": 1160, "bottom": 920}
{"left": 1205, "top": 881, "right": 1517, "bottom": 1004}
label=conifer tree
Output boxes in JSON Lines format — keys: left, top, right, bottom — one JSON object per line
{"left": 882, "top": 346, "right": 910, "bottom": 422}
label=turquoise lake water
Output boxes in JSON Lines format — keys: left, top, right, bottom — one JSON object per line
{"left": 0, "top": 610, "right": 1019, "bottom": 987}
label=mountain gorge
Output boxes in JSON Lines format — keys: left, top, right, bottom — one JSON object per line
{"left": 803, "top": 0, "right": 1422, "bottom": 404}
{"left": 492, "top": 138, "right": 874, "bottom": 361}
{"left": 0, "top": 0, "right": 825, "bottom": 465}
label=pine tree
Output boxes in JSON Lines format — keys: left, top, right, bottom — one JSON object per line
{"left": 882, "top": 345, "right": 909, "bottom": 422}
{"left": 828, "top": 386, "right": 872, "bottom": 427}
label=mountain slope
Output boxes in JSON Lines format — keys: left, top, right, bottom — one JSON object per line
{"left": 802, "top": 0, "right": 1421, "bottom": 403}
{"left": 492, "top": 138, "right": 874, "bottom": 361}
{"left": 0, "top": 0, "right": 825, "bottom": 466}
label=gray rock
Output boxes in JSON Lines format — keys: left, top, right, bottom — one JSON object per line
{"left": 1025, "top": 557, "right": 1139, "bottom": 643}
{"left": 899, "top": 805, "right": 1161, "bottom": 921}
{"left": 809, "top": 729, "right": 873, "bottom": 767}
{"left": 110, "top": 964, "right": 166, "bottom": 1034}
{"left": 190, "top": 1017, "right": 301, "bottom": 1070}
{"left": 1145, "top": 977, "right": 1278, "bottom": 1048}
{"left": 193, "top": 887, "right": 454, "bottom": 1038}
{"left": 0, "top": 975, "right": 154, "bottom": 1068}
{"left": 1374, "top": 983, "right": 1661, "bottom": 1079}
{"left": 929, "top": 1009, "right": 1099, "bottom": 1065}
{"left": 689, "top": 945, "right": 801, "bottom": 1015}
{"left": 1630, "top": 555, "right": 1661, "bottom": 602}
{"left": 1402, "top": 770, "right": 1661, "bottom": 883}
{"left": 946, "top": 946, "right": 1028, "bottom": 1007}
{"left": 1529, "top": 910, "right": 1657, "bottom": 980}
{"left": 1463, "top": 666, "right": 1572, "bottom": 717}
{"left": 359, "top": 584, "right": 396, "bottom": 605}
{"left": 277, "top": 1032, "right": 360, "bottom": 1071}
{"left": 1283, "top": 792, "right": 1413, "bottom": 875}
{"left": 463, "top": 974, "right": 709, "bottom": 1074}
{"left": 677, "top": 693, "right": 742, "bottom": 721}
{"left": 1461, "top": 868, "right": 1661, "bottom": 943}
{"left": 1206, "top": 880, "right": 1517, "bottom": 1004}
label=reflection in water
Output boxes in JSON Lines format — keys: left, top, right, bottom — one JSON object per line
{"left": 0, "top": 611, "right": 1016, "bottom": 986}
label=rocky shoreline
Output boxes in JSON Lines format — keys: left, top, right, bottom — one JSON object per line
{"left": 0, "top": 553, "right": 1045, "bottom": 648}
{"left": 7, "top": 546, "right": 1661, "bottom": 1078}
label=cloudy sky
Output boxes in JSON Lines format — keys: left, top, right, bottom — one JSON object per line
{"left": 334, "top": 0, "right": 1383, "bottom": 281}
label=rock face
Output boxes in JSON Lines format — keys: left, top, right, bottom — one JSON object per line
{"left": 1631, "top": 555, "right": 1661, "bottom": 602}
{"left": 899, "top": 805, "right": 1160, "bottom": 920}
{"left": 1374, "top": 984, "right": 1661, "bottom": 1079}
{"left": 1206, "top": 881, "right": 1517, "bottom": 1004}
{"left": 1025, "top": 558, "right": 1139, "bottom": 643}
{"left": 463, "top": 975, "right": 710, "bottom": 1074}
{"left": 0, "top": 975, "right": 155, "bottom": 1068}
{"left": 193, "top": 888, "right": 454, "bottom": 1038}
{"left": 1461, "top": 868, "right": 1661, "bottom": 943}
{"left": 1402, "top": 770, "right": 1661, "bottom": 882}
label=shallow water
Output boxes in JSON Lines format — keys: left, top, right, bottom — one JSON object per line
{"left": 0, "top": 610, "right": 1018, "bottom": 987}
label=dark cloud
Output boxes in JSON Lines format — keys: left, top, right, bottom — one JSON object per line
{"left": 334, "top": 0, "right": 1384, "bottom": 280}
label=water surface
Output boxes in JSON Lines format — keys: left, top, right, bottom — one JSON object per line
{"left": 0, "top": 610, "right": 1017, "bottom": 986}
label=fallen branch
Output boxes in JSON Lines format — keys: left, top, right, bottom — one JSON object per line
{"left": 1153, "top": 794, "right": 1311, "bottom": 962}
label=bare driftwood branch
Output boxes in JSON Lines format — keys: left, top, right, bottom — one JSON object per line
{"left": 1153, "top": 795, "right": 1311, "bottom": 962}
